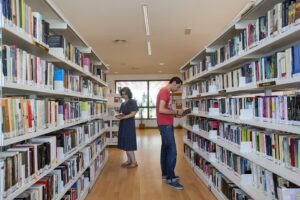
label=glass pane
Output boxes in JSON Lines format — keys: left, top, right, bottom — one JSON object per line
{"left": 149, "top": 81, "right": 168, "bottom": 107}
{"left": 149, "top": 107, "right": 156, "bottom": 119}
{"left": 136, "top": 107, "right": 148, "bottom": 120}
{"left": 116, "top": 81, "right": 148, "bottom": 106}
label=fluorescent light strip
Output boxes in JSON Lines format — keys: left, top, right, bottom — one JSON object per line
{"left": 147, "top": 41, "right": 152, "bottom": 55}
{"left": 142, "top": 4, "right": 150, "bottom": 36}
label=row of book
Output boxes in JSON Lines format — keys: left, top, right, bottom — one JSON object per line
{"left": 0, "top": 0, "right": 107, "bottom": 83}
{"left": 2, "top": 45, "right": 107, "bottom": 98}
{"left": 187, "top": 115, "right": 300, "bottom": 170}
{"left": 216, "top": 145, "right": 300, "bottom": 199}
{"left": 0, "top": 97, "right": 107, "bottom": 139}
{"left": 186, "top": 131, "right": 216, "bottom": 154}
{"left": 13, "top": 148, "right": 106, "bottom": 200}
{"left": 183, "top": 43, "right": 300, "bottom": 96}
{"left": 0, "top": 125, "right": 106, "bottom": 199}
{"left": 182, "top": 1, "right": 300, "bottom": 82}
{"left": 48, "top": 35, "right": 84, "bottom": 67}
{"left": 188, "top": 115, "right": 287, "bottom": 164}
{"left": 49, "top": 36, "right": 107, "bottom": 82}
{"left": 1, "top": 0, "right": 49, "bottom": 45}
{"left": 245, "top": 0, "right": 300, "bottom": 48}
{"left": 187, "top": 94, "right": 300, "bottom": 125}
{"left": 184, "top": 145, "right": 253, "bottom": 200}
{"left": 184, "top": 142, "right": 300, "bottom": 200}
{"left": 54, "top": 68, "right": 106, "bottom": 97}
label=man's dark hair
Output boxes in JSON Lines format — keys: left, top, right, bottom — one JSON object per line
{"left": 120, "top": 87, "right": 133, "bottom": 99}
{"left": 169, "top": 76, "right": 183, "bottom": 85}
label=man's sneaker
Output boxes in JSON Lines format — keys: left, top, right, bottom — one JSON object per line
{"left": 162, "top": 175, "right": 180, "bottom": 181}
{"left": 166, "top": 181, "right": 184, "bottom": 190}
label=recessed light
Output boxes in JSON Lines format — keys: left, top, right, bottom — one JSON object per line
{"left": 147, "top": 40, "right": 152, "bottom": 55}
{"left": 159, "top": 62, "right": 165, "bottom": 66}
{"left": 184, "top": 28, "right": 192, "bottom": 35}
{"left": 113, "top": 39, "right": 127, "bottom": 43}
{"left": 131, "top": 67, "right": 140, "bottom": 70}
{"left": 114, "top": 72, "right": 119, "bottom": 74}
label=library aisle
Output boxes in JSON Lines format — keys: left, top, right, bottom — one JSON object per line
{"left": 86, "top": 128, "right": 216, "bottom": 200}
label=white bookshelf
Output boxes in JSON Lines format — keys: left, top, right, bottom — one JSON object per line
{"left": 105, "top": 94, "right": 122, "bottom": 146}
{"left": 4, "top": 128, "right": 107, "bottom": 200}
{"left": 0, "top": 0, "right": 109, "bottom": 200}
{"left": 183, "top": 123, "right": 300, "bottom": 187}
{"left": 180, "top": 0, "right": 300, "bottom": 199}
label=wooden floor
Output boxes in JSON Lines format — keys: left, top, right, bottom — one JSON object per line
{"left": 86, "top": 128, "right": 216, "bottom": 200}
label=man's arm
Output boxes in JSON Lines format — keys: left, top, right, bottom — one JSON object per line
{"left": 159, "top": 100, "right": 183, "bottom": 115}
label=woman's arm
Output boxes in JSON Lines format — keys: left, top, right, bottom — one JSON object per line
{"left": 119, "top": 111, "right": 137, "bottom": 120}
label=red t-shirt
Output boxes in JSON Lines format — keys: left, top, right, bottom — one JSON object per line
{"left": 156, "top": 87, "right": 173, "bottom": 125}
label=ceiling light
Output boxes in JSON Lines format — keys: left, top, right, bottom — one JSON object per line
{"left": 113, "top": 39, "right": 127, "bottom": 43}
{"left": 159, "top": 62, "right": 165, "bottom": 66}
{"left": 114, "top": 72, "right": 118, "bottom": 74}
{"left": 142, "top": 4, "right": 150, "bottom": 36}
{"left": 184, "top": 28, "right": 192, "bottom": 35}
{"left": 147, "top": 40, "right": 152, "bottom": 56}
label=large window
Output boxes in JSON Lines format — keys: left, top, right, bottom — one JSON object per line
{"left": 115, "top": 80, "right": 168, "bottom": 119}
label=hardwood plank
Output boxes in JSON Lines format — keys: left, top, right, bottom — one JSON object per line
{"left": 86, "top": 128, "right": 217, "bottom": 200}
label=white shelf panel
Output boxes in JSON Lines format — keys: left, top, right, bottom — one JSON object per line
{"left": 78, "top": 186, "right": 89, "bottom": 200}
{"left": 2, "top": 82, "right": 107, "bottom": 101}
{"left": 193, "top": 166, "right": 211, "bottom": 187}
{"left": 2, "top": 115, "right": 106, "bottom": 146}
{"left": 188, "top": 112, "right": 300, "bottom": 134}
{"left": 4, "top": 128, "right": 107, "bottom": 200}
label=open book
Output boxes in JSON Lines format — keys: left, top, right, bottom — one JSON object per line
{"left": 181, "top": 108, "right": 191, "bottom": 116}
{"left": 114, "top": 111, "right": 125, "bottom": 117}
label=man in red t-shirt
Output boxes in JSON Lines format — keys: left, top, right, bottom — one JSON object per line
{"left": 156, "top": 77, "right": 184, "bottom": 190}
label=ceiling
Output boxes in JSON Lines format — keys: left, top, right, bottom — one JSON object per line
{"left": 50, "top": 0, "right": 250, "bottom": 75}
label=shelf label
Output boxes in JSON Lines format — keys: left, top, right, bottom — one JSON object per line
{"left": 34, "top": 41, "right": 49, "bottom": 52}
{"left": 257, "top": 81, "right": 276, "bottom": 88}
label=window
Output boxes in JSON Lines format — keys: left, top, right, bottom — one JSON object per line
{"left": 116, "top": 80, "right": 168, "bottom": 119}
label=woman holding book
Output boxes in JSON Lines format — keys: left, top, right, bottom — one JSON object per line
{"left": 115, "top": 87, "right": 139, "bottom": 168}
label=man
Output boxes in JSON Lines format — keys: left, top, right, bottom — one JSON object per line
{"left": 156, "top": 76, "right": 184, "bottom": 190}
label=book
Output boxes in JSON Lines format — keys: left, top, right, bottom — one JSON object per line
{"left": 181, "top": 108, "right": 191, "bottom": 116}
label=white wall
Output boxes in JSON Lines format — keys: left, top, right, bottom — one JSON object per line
{"left": 107, "top": 73, "right": 180, "bottom": 93}
{"left": 107, "top": 73, "right": 181, "bottom": 127}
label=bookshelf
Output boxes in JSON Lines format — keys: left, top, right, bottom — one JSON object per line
{"left": 0, "top": 1, "right": 109, "bottom": 200}
{"left": 105, "top": 94, "right": 122, "bottom": 145}
{"left": 180, "top": 0, "right": 300, "bottom": 199}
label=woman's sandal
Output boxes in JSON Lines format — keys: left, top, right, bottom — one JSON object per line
{"left": 121, "top": 161, "right": 131, "bottom": 167}
{"left": 127, "top": 162, "right": 138, "bottom": 168}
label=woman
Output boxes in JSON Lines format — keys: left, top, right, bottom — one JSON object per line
{"left": 116, "top": 87, "right": 139, "bottom": 168}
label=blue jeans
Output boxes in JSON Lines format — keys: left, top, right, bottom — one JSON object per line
{"left": 158, "top": 125, "right": 177, "bottom": 180}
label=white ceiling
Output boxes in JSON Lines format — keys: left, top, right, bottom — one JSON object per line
{"left": 50, "top": 0, "right": 250, "bottom": 75}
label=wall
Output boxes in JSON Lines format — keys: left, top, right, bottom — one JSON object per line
{"left": 107, "top": 73, "right": 181, "bottom": 127}
{"left": 107, "top": 73, "right": 180, "bottom": 93}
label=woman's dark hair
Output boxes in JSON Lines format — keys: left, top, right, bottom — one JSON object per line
{"left": 169, "top": 76, "right": 182, "bottom": 85}
{"left": 120, "top": 87, "right": 133, "bottom": 99}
